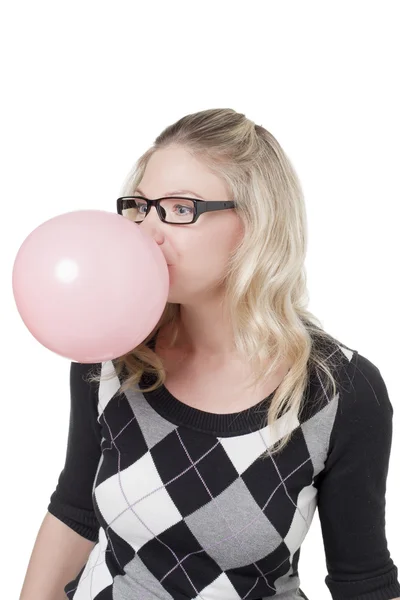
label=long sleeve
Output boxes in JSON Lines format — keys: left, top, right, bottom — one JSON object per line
{"left": 47, "top": 361, "right": 102, "bottom": 542}
{"left": 314, "top": 351, "right": 400, "bottom": 600}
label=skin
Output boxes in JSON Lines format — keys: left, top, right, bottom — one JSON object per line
{"left": 137, "top": 144, "right": 245, "bottom": 364}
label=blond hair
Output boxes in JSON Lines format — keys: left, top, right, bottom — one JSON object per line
{"left": 88, "top": 108, "right": 352, "bottom": 457}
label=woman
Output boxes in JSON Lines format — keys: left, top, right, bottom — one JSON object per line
{"left": 20, "top": 108, "right": 400, "bottom": 600}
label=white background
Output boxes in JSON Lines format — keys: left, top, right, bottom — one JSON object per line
{"left": 1, "top": 1, "right": 399, "bottom": 599}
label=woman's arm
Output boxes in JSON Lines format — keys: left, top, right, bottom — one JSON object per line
{"left": 19, "top": 361, "right": 103, "bottom": 598}
{"left": 19, "top": 511, "right": 96, "bottom": 600}
{"left": 315, "top": 351, "right": 400, "bottom": 600}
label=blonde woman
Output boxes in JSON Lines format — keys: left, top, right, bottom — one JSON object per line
{"left": 20, "top": 108, "right": 400, "bottom": 600}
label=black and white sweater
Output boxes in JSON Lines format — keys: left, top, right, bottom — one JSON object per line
{"left": 48, "top": 335, "right": 400, "bottom": 600}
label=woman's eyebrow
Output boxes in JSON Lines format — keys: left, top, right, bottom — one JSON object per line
{"left": 136, "top": 187, "right": 205, "bottom": 200}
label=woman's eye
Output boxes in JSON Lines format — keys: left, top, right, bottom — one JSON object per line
{"left": 174, "top": 204, "right": 193, "bottom": 214}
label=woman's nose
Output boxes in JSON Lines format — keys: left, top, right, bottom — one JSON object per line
{"left": 140, "top": 206, "right": 165, "bottom": 243}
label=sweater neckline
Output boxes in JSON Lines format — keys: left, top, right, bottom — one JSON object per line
{"left": 137, "top": 331, "right": 276, "bottom": 437}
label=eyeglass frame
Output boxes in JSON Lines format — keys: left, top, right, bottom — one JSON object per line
{"left": 116, "top": 195, "right": 236, "bottom": 225}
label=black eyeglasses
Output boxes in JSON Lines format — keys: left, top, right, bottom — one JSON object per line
{"left": 116, "top": 196, "right": 236, "bottom": 225}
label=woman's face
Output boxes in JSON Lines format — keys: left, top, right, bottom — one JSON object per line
{"left": 137, "top": 145, "right": 244, "bottom": 305}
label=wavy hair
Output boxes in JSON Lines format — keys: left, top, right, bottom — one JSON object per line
{"left": 88, "top": 107, "right": 352, "bottom": 457}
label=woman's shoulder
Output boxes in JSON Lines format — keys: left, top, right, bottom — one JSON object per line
{"left": 337, "top": 348, "right": 393, "bottom": 417}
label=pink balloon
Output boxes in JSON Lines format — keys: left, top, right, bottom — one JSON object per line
{"left": 12, "top": 210, "right": 169, "bottom": 363}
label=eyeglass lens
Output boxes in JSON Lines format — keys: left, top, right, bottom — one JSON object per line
{"left": 120, "top": 197, "right": 195, "bottom": 224}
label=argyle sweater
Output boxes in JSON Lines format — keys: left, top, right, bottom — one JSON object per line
{"left": 47, "top": 335, "right": 400, "bottom": 600}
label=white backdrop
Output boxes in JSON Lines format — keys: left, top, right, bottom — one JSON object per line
{"left": 1, "top": 1, "right": 399, "bottom": 599}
